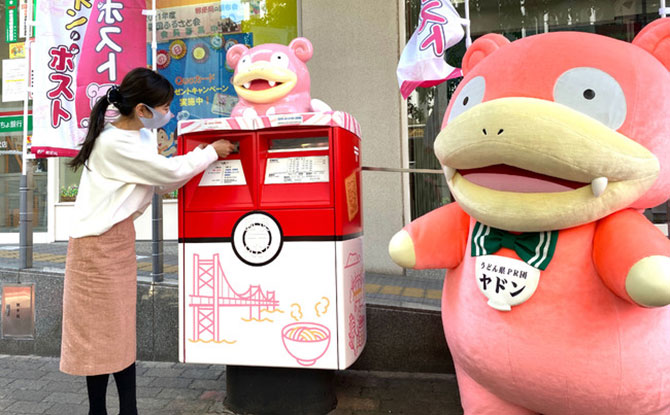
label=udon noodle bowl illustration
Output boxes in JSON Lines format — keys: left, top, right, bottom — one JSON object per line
{"left": 281, "top": 322, "right": 331, "bottom": 366}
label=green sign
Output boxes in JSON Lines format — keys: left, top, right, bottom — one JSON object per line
{"left": 0, "top": 115, "right": 32, "bottom": 132}
{"left": 5, "top": 0, "right": 18, "bottom": 43}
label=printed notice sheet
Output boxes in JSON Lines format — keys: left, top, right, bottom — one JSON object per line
{"left": 265, "top": 156, "right": 329, "bottom": 184}
{"left": 199, "top": 160, "right": 246, "bottom": 186}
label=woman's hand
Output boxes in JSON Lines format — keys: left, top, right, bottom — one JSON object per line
{"left": 210, "top": 139, "right": 236, "bottom": 158}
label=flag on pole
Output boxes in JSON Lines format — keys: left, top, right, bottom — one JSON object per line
{"left": 397, "top": 0, "right": 467, "bottom": 99}
{"left": 31, "top": 0, "right": 146, "bottom": 158}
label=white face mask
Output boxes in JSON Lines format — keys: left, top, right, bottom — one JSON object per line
{"left": 138, "top": 104, "right": 173, "bottom": 129}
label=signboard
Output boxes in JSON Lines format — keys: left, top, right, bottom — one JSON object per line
{"left": 199, "top": 159, "right": 246, "bottom": 186}
{"left": 1, "top": 284, "right": 35, "bottom": 339}
{"left": 0, "top": 114, "right": 32, "bottom": 132}
{"left": 146, "top": 2, "right": 240, "bottom": 42}
{"left": 152, "top": 32, "right": 252, "bottom": 155}
{"left": 5, "top": 0, "right": 18, "bottom": 43}
{"left": 2, "top": 58, "right": 27, "bottom": 102}
{"left": 264, "top": 156, "right": 330, "bottom": 184}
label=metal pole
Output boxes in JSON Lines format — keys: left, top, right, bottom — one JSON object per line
{"left": 661, "top": 0, "right": 667, "bottom": 17}
{"left": 146, "top": 0, "right": 164, "bottom": 283}
{"left": 19, "top": 0, "right": 35, "bottom": 270}
{"left": 464, "top": 0, "right": 472, "bottom": 48}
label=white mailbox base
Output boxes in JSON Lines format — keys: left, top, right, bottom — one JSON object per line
{"left": 178, "top": 237, "right": 365, "bottom": 370}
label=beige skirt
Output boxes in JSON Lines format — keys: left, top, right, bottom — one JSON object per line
{"left": 60, "top": 217, "right": 137, "bottom": 376}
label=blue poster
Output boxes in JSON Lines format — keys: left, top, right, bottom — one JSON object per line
{"left": 148, "top": 32, "right": 253, "bottom": 157}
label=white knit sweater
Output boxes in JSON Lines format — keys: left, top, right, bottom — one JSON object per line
{"left": 69, "top": 124, "right": 217, "bottom": 238}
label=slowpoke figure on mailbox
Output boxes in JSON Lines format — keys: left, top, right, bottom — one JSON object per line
{"left": 226, "top": 37, "right": 331, "bottom": 117}
{"left": 389, "top": 19, "right": 670, "bottom": 415}
{"left": 177, "top": 37, "right": 364, "bottom": 382}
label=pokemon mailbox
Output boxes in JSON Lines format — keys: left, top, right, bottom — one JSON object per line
{"left": 177, "top": 112, "right": 365, "bottom": 370}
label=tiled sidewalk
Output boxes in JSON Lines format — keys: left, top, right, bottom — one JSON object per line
{"left": 0, "top": 354, "right": 462, "bottom": 415}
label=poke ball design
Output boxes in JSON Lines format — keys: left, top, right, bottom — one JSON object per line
{"left": 210, "top": 34, "right": 223, "bottom": 50}
{"left": 192, "top": 44, "right": 209, "bottom": 64}
{"left": 156, "top": 50, "right": 170, "bottom": 69}
{"left": 232, "top": 212, "right": 283, "bottom": 266}
{"left": 169, "top": 40, "right": 187, "bottom": 59}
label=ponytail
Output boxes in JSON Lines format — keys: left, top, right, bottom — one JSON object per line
{"left": 67, "top": 87, "right": 118, "bottom": 170}
{"left": 68, "top": 68, "right": 174, "bottom": 170}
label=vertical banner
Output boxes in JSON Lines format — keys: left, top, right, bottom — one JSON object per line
{"left": 31, "top": 0, "right": 146, "bottom": 158}
{"left": 75, "top": 0, "right": 147, "bottom": 129}
{"left": 32, "top": 0, "right": 92, "bottom": 157}
{"left": 396, "top": 0, "right": 467, "bottom": 99}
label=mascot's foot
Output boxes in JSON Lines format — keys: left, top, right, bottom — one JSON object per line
{"left": 455, "top": 365, "right": 538, "bottom": 415}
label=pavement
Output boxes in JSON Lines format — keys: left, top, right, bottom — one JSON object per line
{"left": 0, "top": 242, "right": 463, "bottom": 414}
{"left": 0, "top": 354, "right": 462, "bottom": 415}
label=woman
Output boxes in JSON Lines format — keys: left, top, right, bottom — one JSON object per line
{"left": 61, "top": 68, "right": 234, "bottom": 415}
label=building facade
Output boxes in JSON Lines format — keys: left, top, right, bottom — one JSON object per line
{"left": 0, "top": 0, "right": 667, "bottom": 274}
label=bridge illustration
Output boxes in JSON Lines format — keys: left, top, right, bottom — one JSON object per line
{"left": 189, "top": 253, "right": 279, "bottom": 342}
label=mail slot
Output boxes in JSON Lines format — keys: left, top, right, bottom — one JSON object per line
{"left": 177, "top": 112, "right": 365, "bottom": 370}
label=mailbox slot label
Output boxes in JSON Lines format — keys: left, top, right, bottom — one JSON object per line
{"left": 265, "top": 156, "right": 329, "bottom": 184}
{"left": 199, "top": 159, "right": 247, "bottom": 186}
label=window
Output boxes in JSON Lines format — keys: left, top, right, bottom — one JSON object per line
{"left": 57, "top": 0, "right": 299, "bottom": 201}
{"left": 406, "top": 0, "right": 665, "bottom": 222}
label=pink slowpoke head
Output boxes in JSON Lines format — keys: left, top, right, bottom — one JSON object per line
{"left": 226, "top": 38, "right": 314, "bottom": 116}
{"left": 434, "top": 19, "right": 670, "bottom": 232}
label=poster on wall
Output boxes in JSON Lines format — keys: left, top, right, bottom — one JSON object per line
{"left": 31, "top": 0, "right": 146, "bottom": 158}
{"left": 2, "top": 58, "right": 27, "bottom": 102}
{"left": 146, "top": 2, "right": 242, "bottom": 43}
{"left": 149, "top": 32, "right": 252, "bottom": 157}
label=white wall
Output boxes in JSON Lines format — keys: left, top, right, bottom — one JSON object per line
{"left": 301, "top": 1, "right": 407, "bottom": 274}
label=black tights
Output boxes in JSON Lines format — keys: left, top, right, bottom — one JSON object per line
{"left": 86, "top": 362, "right": 138, "bottom": 415}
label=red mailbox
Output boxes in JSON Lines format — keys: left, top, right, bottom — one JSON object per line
{"left": 178, "top": 112, "right": 365, "bottom": 370}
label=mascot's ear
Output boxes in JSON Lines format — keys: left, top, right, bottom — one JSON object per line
{"left": 462, "top": 34, "right": 510, "bottom": 76}
{"left": 226, "top": 44, "right": 249, "bottom": 69}
{"left": 289, "top": 37, "right": 313, "bottom": 62}
{"left": 632, "top": 18, "right": 670, "bottom": 71}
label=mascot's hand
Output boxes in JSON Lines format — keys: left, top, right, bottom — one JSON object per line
{"left": 626, "top": 256, "right": 670, "bottom": 307}
{"left": 388, "top": 230, "right": 416, "bottom": 268}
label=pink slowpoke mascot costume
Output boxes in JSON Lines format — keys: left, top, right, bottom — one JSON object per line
{"left": 225, "top": 37, "right": 331, "bottom": 117}
{"left": 389, "top": 19, "right": 670, "bottom": 415}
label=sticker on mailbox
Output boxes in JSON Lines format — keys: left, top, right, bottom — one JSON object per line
{"left": 265, "top": 156, "right": 329, "bottom": 184}
{"left": 199, "top": 160, "right": 247, "bottom": 186}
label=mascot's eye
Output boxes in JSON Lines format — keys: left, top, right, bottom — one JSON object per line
{"left": 270, "top": 52, "right": 290, "bottom": 69}
{"left": 553, "top": 67, "right": 627, "bottom": 130}
{"left": 237, "top": 56, "right": 251, "bottom": 72}
{"left": 447, "top": 76, "right": 486, "bottom": 123}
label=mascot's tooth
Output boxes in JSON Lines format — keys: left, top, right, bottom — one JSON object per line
{"left": 591, "top": 177, "right": 608, "bottom": 197}
{"left": 442, "top": 166, "right": 456, "bottom": 181}
{"left": 269, "top": 81, "right": 276, "bottom": 87}
{"left": 244, "top": 82, "right": 251, "bottom": 89}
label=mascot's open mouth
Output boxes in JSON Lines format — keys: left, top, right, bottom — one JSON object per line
{"left": 458, "top": 165, "right": 584, "bottom": 193}
{"left": 233, "top": 65, "right": 298, "bottom": 104}
{"left": 435, "top": 97, "right": 659, "bottom": 231}
{"left": 242, "top": 79, "right": 284, "bottom": 91}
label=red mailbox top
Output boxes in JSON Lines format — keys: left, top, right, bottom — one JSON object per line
{"left": 177, "top": 112, "right": 362, "bottom": 243}
{"left": 178, "top": 111, "right": 361, "bottom": 138}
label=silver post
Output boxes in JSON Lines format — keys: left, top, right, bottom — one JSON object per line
{"left": 19, "top": 170, "right": 33, "bottom": 269}
{"left": 19, "top": 0, "right": 34, "bottom": 270}
{"left": 150, "top": 0, "right": 163, "bottom": 283}
{"left": 151, "top": 193, "right": 164, "bottom": 282}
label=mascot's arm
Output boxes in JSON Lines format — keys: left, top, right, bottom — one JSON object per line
{"left": 594, "top": 208, "right": 670, "bottom": 307}
{"left": 388, "top": 202, "right": 470, "bottom": 269}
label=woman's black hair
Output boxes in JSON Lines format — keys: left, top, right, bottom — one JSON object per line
{"left": 68, "top": 67, "right": 175, "bottom": 170}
